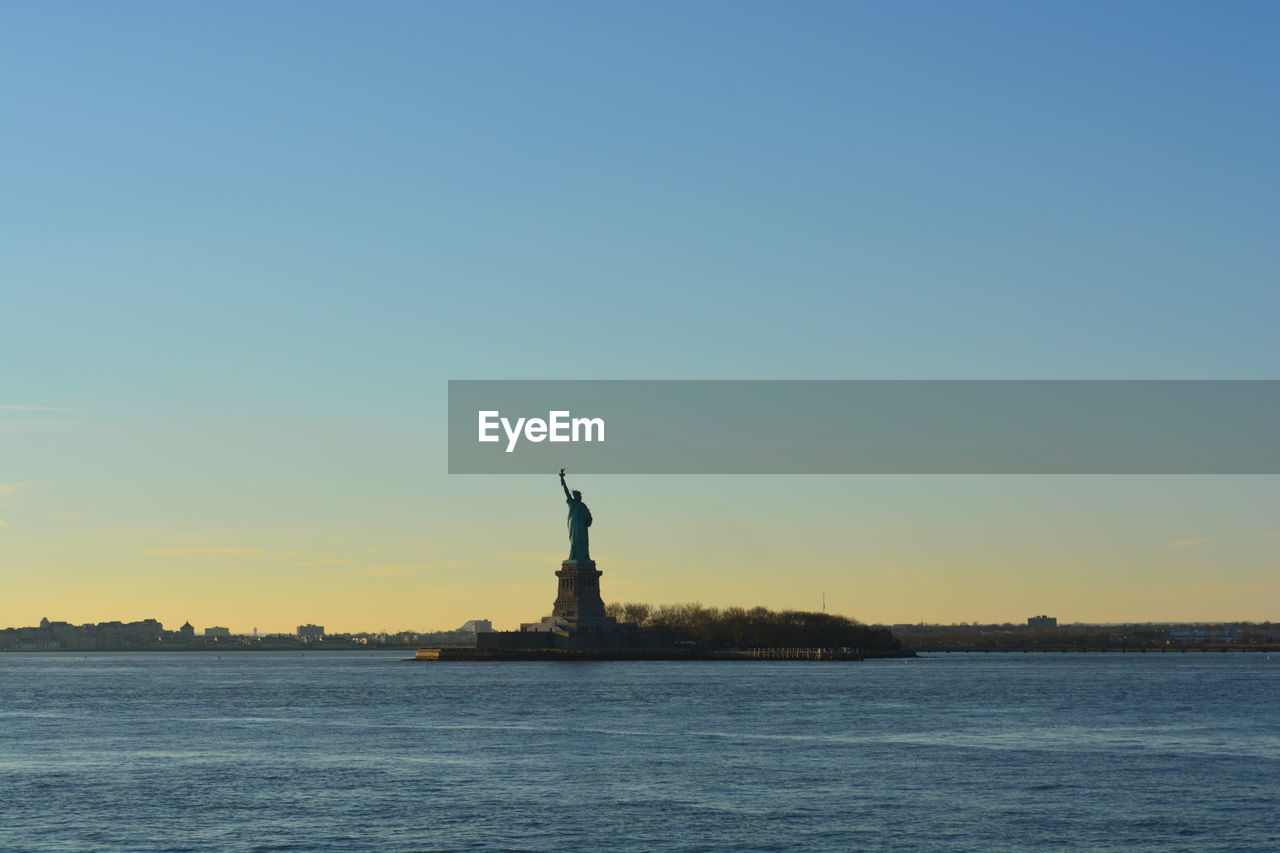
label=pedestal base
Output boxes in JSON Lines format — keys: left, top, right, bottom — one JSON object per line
{"left": 475, "top": 558, "right": 671, "bottom": 651}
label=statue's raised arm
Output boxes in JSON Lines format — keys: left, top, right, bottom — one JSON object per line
{"left": 559, "top": 468, "right": 571, "bottom": 500}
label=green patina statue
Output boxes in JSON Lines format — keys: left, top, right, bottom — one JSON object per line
{"left": 559, "top": 468, "right": 592, "bottom": 563}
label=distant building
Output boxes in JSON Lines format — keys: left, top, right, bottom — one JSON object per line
{"left": 457, "top": 619, "right": 493, "bottom": 633}
{"left": 180, "top": 621, "right": 195, "bottom": 640}
{"left": 297, "top": 624, "right": 325, "bottom": 641}
{"left": 1028, "top": 615, "right": 1058, "bottom": 629}
{"left": 204, "top": 626, "right": 231, "bottom": 637}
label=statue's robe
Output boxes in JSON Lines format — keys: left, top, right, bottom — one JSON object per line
{"left": 566, "top": 498, "right": 592, "bottom": 562}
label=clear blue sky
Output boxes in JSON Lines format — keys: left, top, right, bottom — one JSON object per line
{"left": 3, "top": 1, "right": 1277, "bottom": 630}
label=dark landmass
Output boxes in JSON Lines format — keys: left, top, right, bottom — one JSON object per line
{"left": 9, "top": 616, "right": 1275, "bottom": 654}
{"left": 605, "top": 602, "right": 903, "bottom": 652}
{"left": 889, "top": 621, "right": 1279, "bottom": 652}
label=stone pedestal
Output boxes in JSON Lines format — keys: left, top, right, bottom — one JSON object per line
{"left": 519, "top": 560, "right": 632, "bottom": 636}
{"left": 551, "top": 560, "right": 606, "bottom": 620}
{"left": 476, "top": 558, "right": 670, "bottom": 651}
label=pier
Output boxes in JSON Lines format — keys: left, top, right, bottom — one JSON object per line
{"left": 413, "top": 646, "right": 889, "bottom": 662}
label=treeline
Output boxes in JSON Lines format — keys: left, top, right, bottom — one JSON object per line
{"left": 605, "top": 602, "right": 900, "bottom": 650}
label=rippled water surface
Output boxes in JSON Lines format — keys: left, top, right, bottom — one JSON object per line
{"left": 2, "top": 652, "right": 1276, "bottom": 851}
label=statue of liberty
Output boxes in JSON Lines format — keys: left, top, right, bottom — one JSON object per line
{"left": 559, "top": 469, "right": 592, "bottom": 563}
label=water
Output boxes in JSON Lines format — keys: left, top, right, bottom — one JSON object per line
{"left": 2, "top": 652, "right": 1276, "bottom": 852}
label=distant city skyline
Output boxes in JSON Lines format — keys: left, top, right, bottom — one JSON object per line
{"left": 6, "top": 611, "right": 1274, "bottom": 655}
{"left": 12, "top": 615, "right": 494, "bottom": 636}
{"left": 0, "top": 614, "right": 495, "bottom": 652}
{"left": 4, "top": 612, "right": 1272, "bottom": 637}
